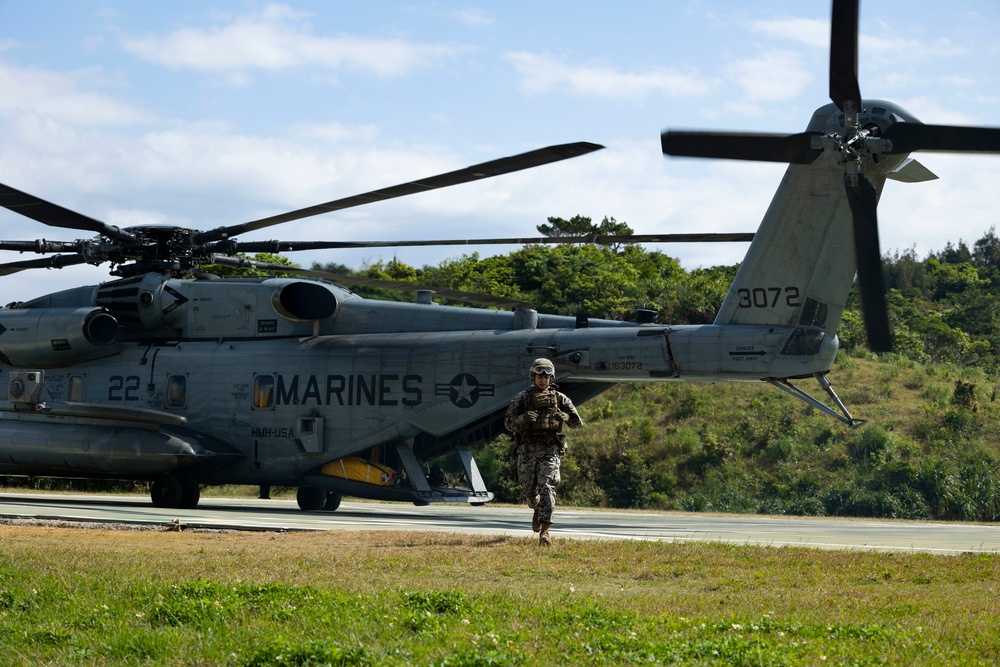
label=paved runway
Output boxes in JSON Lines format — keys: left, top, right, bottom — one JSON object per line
{"left": 2, "top": 492, "right": 1000, "bottom": 554}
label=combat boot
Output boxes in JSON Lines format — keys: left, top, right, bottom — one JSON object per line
{"left": 532, "top": 507, "right": 541, "bottom": 532}
{"left": 538, "top": 522, "right": 552, "bottom": 546}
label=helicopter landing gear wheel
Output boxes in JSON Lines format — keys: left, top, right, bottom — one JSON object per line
{"left": 323, "top": 492, "right": 342, "bottom": 511}
{"left": 150, "top": 476, "right": 184, "bottom": 508}
{"left": 296, "top": 486, "right": 326, "bottom": 511}
{"left": 179, "top": 477, "right": 200, "bottom": 509}
{"left": 151, "top": 475, "right": 200, "bottom": 509}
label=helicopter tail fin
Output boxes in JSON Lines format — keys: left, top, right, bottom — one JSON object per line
{"left": 713, "top": 157, "right": 868, "bottom": 340}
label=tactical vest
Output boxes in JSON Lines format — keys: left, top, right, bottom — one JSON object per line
{"left": 530, "top": 389, "right": 562, "bottom": 432}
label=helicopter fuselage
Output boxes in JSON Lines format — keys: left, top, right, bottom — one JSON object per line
{"left": 0, "top": 273, "right": 837, "bottom": 506}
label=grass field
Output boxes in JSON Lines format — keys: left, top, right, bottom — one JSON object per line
{"left": 1, "top": 524, "right": 998, "bottom": 665}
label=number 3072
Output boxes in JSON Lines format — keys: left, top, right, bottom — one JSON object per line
{"left": 736, "top": 287, "right": 801, "bottom": 309}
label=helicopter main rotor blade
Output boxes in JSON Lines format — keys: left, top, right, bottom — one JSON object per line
{"left": 660, "top": 131, "right": 822, "bottom": 164}
{"left": 844, "top": 174, "right": 891, "bottom": 352}
{"left": 206, "top": 255, "right": 529, "bottom": 308}
{"left": 231, "top": 232, "right": 755, "bottom": 253}
{"left": 0, "top": 240, "right": 83, "bottom": 253}
{"left": 0, "top": 183, "right": 135, "bottom": 242}
{"left": 829, "top": 0, "right": 861, "bottom": 112}
{"left": 195, "top": 142, "right": 604, "bottom": 245}
{"left": 0, "top": 253, "right": 89, "bottom": 277}
{"left": 882, "top": 123, "right": 1000, "bottom": 154}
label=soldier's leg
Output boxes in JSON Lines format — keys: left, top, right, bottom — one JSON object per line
{"left": 517, "top": 447, "right": 540, "bottom": 508}
{"left": 535, "top": 453, "right": 561, "bottom": 524}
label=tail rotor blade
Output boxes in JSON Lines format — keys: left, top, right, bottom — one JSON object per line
{"left": 829, "top": 0, "right": 861, "bottom": 111}
{"left": 882, "top": 123, "right": 1000, "bottom": 154}
{"left": 660, "top": 131, "right": 822, "bottom": 164}
{"left": 844, "top": 175, "right": 892, "bottom": 352}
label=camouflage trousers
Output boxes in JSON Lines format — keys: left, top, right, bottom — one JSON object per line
{"left": 517, "top": 440, "right": 562, "bottom": 524}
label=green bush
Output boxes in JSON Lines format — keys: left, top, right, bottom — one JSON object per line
{"left": 603, "top": 449, "right": 652, "bottom": 509}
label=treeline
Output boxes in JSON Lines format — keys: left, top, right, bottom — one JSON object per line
{"left": 874, "top": 229, "right": 1000, "bottom": 370}
{"left": 314, "top": 215, "right": 738, "bottom": 325}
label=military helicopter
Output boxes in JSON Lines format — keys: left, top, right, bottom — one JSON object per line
{"left": 1, "top": 0, "right": 998, "bottom": 512}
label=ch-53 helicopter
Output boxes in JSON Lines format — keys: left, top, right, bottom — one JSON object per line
{"left": 1, "top": 0, "right": 998, "bottom": 512}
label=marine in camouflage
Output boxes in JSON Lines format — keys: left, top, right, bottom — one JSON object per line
{"left": 504, "top": 359, "right": 582, "bottom": 543}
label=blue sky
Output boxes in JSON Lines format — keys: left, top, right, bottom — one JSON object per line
{"left": 1, "top": 1, "right": 998, "bottom": 301}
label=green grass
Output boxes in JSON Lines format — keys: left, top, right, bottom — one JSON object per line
{"left": 1, "top": 526, "right": 997, "bottom": 665}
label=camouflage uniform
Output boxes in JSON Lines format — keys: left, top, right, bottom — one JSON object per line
{"left": 504, "top": 360, "right": 582, "bottom": 542}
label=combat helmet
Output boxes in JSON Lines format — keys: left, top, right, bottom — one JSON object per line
{"left": 529, "top": 358, "right": 555, "bottom": 377}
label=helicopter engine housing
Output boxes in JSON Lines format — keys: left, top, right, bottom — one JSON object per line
{"left": 271, "top": 281, "right": 338, "bottom": 322}
{"left": 0, "top": 307, "right": 120, "bottom": 368}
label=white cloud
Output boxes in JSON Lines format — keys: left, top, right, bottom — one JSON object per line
{"left": 404, "top": 5, "right": 495, "bottom": 28}
{"left": 450, "top": 8, "right": 495, "bottom": 27}
{"left": 118, "top": 3, "right": 462, "bottom": 80}
{"left": 748, "top": 15, "right": 968, "bottom": 62}
{"left": 0, "top": 62, "right": 152, "bottom": 126}
{"left": 290, "top": 120, "right": 379, "bottom": 144}
{"left": 727, "top": 50, "right": 813, "bottom": 103}
{"left": 505, "top": 51, "right": 713, "bottom": 99}
{"left": 749, "top": 17, "right": 829, "bottom": 49}
{"left": 863, "top": 34, "right": 967, "bottom": 63}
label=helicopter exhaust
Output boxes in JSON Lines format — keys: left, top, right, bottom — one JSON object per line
{"left": 0, "top": 307, "right": 119, "bottom": 368}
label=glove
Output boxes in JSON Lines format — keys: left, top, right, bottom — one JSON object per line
{"left": 553, "top": 411, "right": 569, "bottom": 423}
{"left": 522, "top": 411, "right": 539, "bottom": 425}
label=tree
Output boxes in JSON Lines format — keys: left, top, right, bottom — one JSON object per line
{"left": 536, "top": 214, "right": 596, "bottom": 237}
{"left": 935, "top": 240, "right": 973, "bottom": 264}
{"left": 972, "top": 227, "right": 1000, "bottom": 289}
{"left": 311, "top": 260, "right": 353, "bottom": 274}
{"left": 883, "top": 246, "right": 929, "bottom": 296}
{"left": 537, "top": 215, "right": 634, "bottom": 250}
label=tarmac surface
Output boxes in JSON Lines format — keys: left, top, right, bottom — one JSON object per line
{"left": 3, "top": 491, "right": 1000, "bottom": 554}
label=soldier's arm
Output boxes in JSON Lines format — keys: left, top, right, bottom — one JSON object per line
{"left": 503, "top": 398, "right": 521, "bottom": 432}
{"left": 558, "top": 394, "right": 583, "bottom": 429}
{"left": 504, "top": 392, "right": 535, "bottom": 431}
